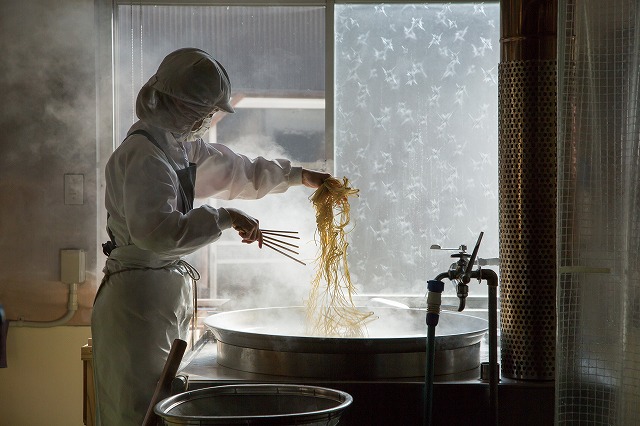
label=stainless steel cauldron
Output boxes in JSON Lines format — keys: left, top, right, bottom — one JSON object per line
{"left": 205, "top": 307, "right": 487, "bottom": 379}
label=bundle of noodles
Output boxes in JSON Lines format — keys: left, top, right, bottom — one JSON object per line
{"left": 306, "top": 176, "right": 373, "bottom": 337}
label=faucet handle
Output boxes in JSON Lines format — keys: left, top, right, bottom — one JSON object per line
{"left": 430, "top": 244, "right": 467, "bottom": 252}
{"left": 464, "top": 232, "right": 484, "bottom": 278}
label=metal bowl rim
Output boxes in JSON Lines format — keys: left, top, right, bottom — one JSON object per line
{"left": 204, "top": 306, "right": 488, "bottom": 341}
{"left": 154, "top": 384, "right": 353, "bottom": 422}
{"left": 204, "top": 306, "right": 488, "bottom": 354}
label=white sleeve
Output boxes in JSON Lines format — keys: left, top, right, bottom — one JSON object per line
{"left": 189, "top": 140, "right": 303, "bottom": 200}
{"left": 114, "top": 137, "right": 233, "bottom": 256}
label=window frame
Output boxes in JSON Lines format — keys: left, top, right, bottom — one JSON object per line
{"left": 96, "top": 0, "right": 501, "bottom": 313}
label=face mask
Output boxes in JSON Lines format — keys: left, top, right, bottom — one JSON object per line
{"left": 189, "top": 121, "right": 211, "bottom": 141}
{"left": 188, "top": 108, "right": 220, "bottom": 141}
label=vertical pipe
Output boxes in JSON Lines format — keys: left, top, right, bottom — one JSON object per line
{"left": 471, "top": 267, "right": 499, "bottom": 425}
{"left": 424, "top": 324, "right": 436, "bottom": 426}
{"left": 424, "top": 278, "right": 445, "bottom": 426}
{"left": 498, "top": 0, "right": 558, "bottom": 380}
{"left": 488, "top": 275, "right": 499, "bottom": 425}
{"left": 325, "top": 0, "right": 334, "bottom": 173}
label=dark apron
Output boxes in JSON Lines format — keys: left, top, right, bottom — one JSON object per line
{"left": 102, "top": 129, "right": 196, "bottom": 256}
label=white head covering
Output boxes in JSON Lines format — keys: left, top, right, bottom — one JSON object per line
{"left": 136, "top": 48, "right": 234, "bottom": 133}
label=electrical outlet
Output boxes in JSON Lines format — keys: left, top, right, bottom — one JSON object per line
{"left": 64, "top": 174, "right": 84, "bottom": 205}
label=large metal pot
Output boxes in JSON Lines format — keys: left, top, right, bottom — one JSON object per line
{"left": 205, "top": 306, "right": 487, "bottom": 379}
{"left": 155, "top": 384, "right": 352, "bottom": 425}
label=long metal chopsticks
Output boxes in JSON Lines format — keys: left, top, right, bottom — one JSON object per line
{"left": 260, "top": 229, "right": 306, "bottom": 266}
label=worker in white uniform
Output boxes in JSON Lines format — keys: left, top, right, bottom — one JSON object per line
{"left": 91, "top": 47, "right": 330, "bottom": 425}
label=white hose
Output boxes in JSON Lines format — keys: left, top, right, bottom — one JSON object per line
{"left": 11, "top": 283, "right": 79, "bottom": 328}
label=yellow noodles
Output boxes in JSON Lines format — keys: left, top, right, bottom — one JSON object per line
{"left": 306, "top": 176, "right": 374, "bottom": 337}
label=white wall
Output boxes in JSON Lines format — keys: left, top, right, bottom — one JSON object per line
{"left": 0, "top": 0, "right": 100, "bottom": 324}
{"left": 0, "top": 0, "right": 99, "bottom": 424}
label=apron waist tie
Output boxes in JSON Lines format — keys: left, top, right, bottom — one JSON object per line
{"left": 96, "top": 259, "right": 201, "bottom": 347}
{"left": 176, "top": 260, "right": 200, "bottom": 347}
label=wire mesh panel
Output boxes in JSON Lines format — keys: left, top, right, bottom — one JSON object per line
{"left": 557, "top": 0, "right": 640, "bottom": 424}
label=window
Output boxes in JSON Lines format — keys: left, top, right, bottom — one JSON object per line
{"left": 114, "top": 1, "right": 500, "bottom": 312}
{"left": 334, "top": 3, "right": 500, "bottom": 302}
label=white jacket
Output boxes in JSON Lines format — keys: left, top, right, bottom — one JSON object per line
{"left": 104, "top": 121, "right": 302, "bottom": 265}
{"left": 93, "top": 47, "right": 306, "bottom": 426}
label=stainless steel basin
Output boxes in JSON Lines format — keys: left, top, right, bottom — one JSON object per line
{"left": 155, "top": 384, "right": 352, "bottom": 426}
{"left": 204, "top": 307, "right": 487, "bottom": 379}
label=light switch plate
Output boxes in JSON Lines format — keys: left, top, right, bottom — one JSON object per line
{"left": 64, "top": 174, "right": 84, "bottom": 205}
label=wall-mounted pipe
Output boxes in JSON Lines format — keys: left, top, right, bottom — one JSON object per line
{"left": 11, "top": 283, "right": 79, "bottom": 328}
{"left": 11, "top": 249, "right": 85, "bottom": 328}
{"left": 498, "top": 0, "right": 558, "bottom": 380}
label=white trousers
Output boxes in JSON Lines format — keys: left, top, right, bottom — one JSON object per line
{"left": 91, "top": 262, "right": 193, "bottom": 426}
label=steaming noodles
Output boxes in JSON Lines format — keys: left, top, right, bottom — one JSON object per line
{"left": 306, "top": 176, "right": 374, "bottom": 337}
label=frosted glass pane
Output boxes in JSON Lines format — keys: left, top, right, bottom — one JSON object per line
{"left": 334, "top": 4, "right": 500, "bottom": 294}
{"left": 116, "top": 5, "right": 325, "bottom": 144}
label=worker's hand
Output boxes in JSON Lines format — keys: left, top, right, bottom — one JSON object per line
{"left": 301, "top": 168, "right": 332, "bottom": 189}
{"left": 225, "top": 208, "right": 262, "bottom": 247}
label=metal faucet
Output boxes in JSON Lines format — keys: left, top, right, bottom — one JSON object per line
{"left": 430, "top": 232, "right": 484, "bottom": 311}
{"left": 426, "top": 232, "right": 499, "bottom": 426}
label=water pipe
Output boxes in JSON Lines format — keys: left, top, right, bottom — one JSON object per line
{"left": 424, "top": 267, "right": 499, "bottom": 426}
{"left": 12, "top": 249, "right": 85, "bottom": 328}
{"left": 12, "top": 282, "right": 79, "bottom": 327}
{"left": 470, "top": 267, "right": 499, "bottom": 426}
{"left": 425, "top": 233, "right": 499, "bottom": 425}
{"left": 424, "top": 274, "right": 447, "bottom": 426}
